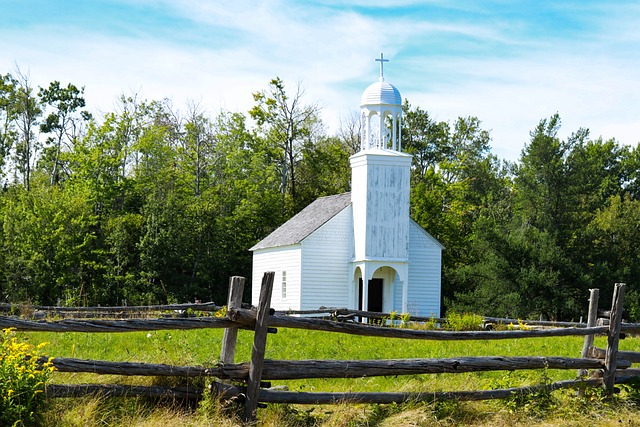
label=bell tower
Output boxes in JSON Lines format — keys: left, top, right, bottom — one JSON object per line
{"left": 351, "top": 53, "right": 412, "bottom": 312}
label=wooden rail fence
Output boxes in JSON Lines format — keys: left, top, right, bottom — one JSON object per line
{"left": 3, "top": 277, "right": 638, "bottom": 424}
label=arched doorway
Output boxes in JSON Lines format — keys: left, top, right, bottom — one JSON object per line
{"left": 354, "top": 266, "right": 399, "bottom": 313}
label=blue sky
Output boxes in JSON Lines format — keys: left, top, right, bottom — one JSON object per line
{"left": 2, "top": 0, "right": 639, "bottom": 160}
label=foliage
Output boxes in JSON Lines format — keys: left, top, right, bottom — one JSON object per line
{"left": 0, "top": 328, "right": 54, "bottom": 426}
{"left": 448, "top": 115, "right": 636, "bottom": 320}
{"left": 489, "top": 369, "right": 556, "bottom": 417}
{"left": 250, "top": 77, "right": 323, "bottom": 215}
{"left": 38, "top": 80, "right": 89, "bottom": 186}
{"left": 445, "top": 312, "right": 483, "bottom": 331}
{"left": 1, "top": 68, "right": 640, "bottom": 322}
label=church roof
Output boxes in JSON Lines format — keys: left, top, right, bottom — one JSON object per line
{"left": 360, "top": 80, "right": 402, "bottom": 106}
{"left": 250, "top": 192, "right": 352, "bottom": 251}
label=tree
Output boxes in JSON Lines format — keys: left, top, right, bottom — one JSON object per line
{"left": 296, "top": 135, "right": 352, "bottom": 207}
{"left": 451, "top": 115, "right": 631, "bottom": 320}
{"left": 586, "top": 195, "right": 640, "bottom": 319}
{"left": 336, "top": 110, "right": 361, "bottom": 155}
{"left": 176, "top": 101, "right": 216, "bottom": 197}
{"left": 403, "top": 104, "right": 505, "bottom": 308}
{"left": 0, "top": 73, "right": 17, "bottom": 178}
{"left": 514, "top": 114, "right": 571, "bottom": 238}
{"left": 11, "top": 69, "right": 42, "bottom": 191}
{"left": 38, "top": 81, "right": 89, "bottom": 185}
{"left": 0, "top": 182, "right": 98, "bottom": 305}
{"left": 450, "top": 215, "right": 581, "bottom": 320}
{"left": 402, "top": 101, "right": 449, "bottom": 178}
{"left": 250, "top": 77, "right": 322, "bottom": 215}
{"left": 209, "top": 111, "right": 282, "bottom": 300}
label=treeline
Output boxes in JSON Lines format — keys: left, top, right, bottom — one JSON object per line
{"left": 0, "top": 70, "right": 638, "bottom": 321}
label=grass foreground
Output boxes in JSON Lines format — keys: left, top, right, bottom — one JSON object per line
{"left": 16, "top": 325, "right": 640, "bottom": 426}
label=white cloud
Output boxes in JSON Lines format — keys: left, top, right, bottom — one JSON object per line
{"left": 1, "top": 0, "right": 639, "bottom": 162}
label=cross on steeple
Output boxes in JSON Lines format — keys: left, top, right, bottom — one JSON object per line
{"left": 375, "top": 52, "right": 389, "bottom": 81}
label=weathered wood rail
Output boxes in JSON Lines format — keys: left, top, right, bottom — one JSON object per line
{"left": 4, "top": 278, "right": 638, "bottom": 425}
{"left": 43, "top": 355, "right": 622, "bottom": 380}
{"left": 0, "top": 301, "right": 224, "bottom": 320}
{"left": 1, "top": 310, "right": 608, "bottom": 337}
{"left": 0, "top": 301, "right": 222, "bottom": 313}
{"left": 230, "top": 307, "right": 609, "bottom": 340}
{"left": 0, "top": 316, "right": 236, "bottom": 332}
{"left": 280, "top": 307, "right": 590, "bottom": 328}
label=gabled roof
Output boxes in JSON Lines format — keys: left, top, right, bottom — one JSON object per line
{"left": 250, "top": 192, "right": 352, "bottom": 251}
{"left": 410, "top": 219, "right": 446, "bottom": 250}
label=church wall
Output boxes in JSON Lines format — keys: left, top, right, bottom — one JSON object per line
{"left": 405, "top": 222, "right": 442, "bottom": 317}
{"left": 299, "top": 207, "right": 353, "bottom": 310}
{"left": 251, "top": 246, "right": 302, "bottom": 311}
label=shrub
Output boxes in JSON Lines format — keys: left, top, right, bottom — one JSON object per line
{"left": 446, "top": 312, "right": 484, "bottom": 331}
{"left": 0, "top": 328, "right": 55, "bottom": 426}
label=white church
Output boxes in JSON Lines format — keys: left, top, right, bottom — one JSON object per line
{"left": 250, "top": 55, "right": 443, "bottom": 317}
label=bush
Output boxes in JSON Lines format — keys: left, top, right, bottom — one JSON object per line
{"left": 446, "top": 312, "right": 484, "bottom": 331}
{"left": 0, "top": 328, "right": 55, "bottom": 426}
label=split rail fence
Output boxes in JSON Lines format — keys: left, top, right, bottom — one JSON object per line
{"left": 1, "top": 275, "right": 639, "bottom": 424}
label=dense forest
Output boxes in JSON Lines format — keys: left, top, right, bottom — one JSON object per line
{"left": 1, "top": 70, "right": 639, "bottom": 321}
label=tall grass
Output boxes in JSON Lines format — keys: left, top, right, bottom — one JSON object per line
{"left": 16, "top": 326, "right": 640, "bottom": 426}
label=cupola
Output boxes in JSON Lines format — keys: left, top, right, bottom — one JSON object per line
{"left": 359, "top": 53, "right": 403, "bottom": 151}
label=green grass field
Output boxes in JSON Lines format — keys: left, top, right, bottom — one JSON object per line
{"left": 16, "top": 326, "right": 640, "bottom": 426}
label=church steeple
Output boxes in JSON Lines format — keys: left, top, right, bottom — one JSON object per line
{"left": 359, "top": 53, "right": 403, "bottom": 151}
{"left": 351, "top": 53, "right": 412, "bottom": 264}
{"left": 350, "top": 54, "right": 413, "bottom": 314}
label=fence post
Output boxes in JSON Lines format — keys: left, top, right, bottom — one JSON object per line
{"left": 220, "top": 276, "right": 246, "bottom": 365}
{"left": 243, "top": 271, "right": 275, "bottom": 424}
{"left": 579, "top": 288, "right": 600, "bottom": 378}
{"left": 603, "top": 283, "right": 626, "bottom": 394}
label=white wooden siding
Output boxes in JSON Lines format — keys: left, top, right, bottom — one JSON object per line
{"left": 351, "top": 151, "right": 411, "bottom": 261}
{"left": 251, "top": 245, "right": 302, "bottom": 311}
{"left": 299, "top": 206, "right": 353, "bottom": 310}
{"left": 364, "top": 163, "right": 410, "bottom": 259}
{"left": 405, "top": 222, "right": 442, "bottom": 317}
{"left": 393, "top": 274, "right": 402, "bottom": 312}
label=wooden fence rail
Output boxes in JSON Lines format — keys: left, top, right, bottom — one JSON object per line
{"left": 230, "top": 307, "right": 608, "bottom": 340}
{"left": 280, "top": 308, "right": 589, "bottom": 328}
{"left": 0, "top": 302, "right": 222, "bottom": 313}
{"left": 0, "top": 316, "right": 237, "bottom": 332}
{"left": 43, "top": 355, "right": 622, "bottom": 380}
{"left": 2, "top": 308, "right": 609, "bottom": 338}
{"left": 2, "top": 276, "right": 637, "bottom": 425}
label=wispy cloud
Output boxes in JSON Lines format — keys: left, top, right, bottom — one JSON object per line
{"left": 1, "top": 0, "right": 639, "bottom": 161}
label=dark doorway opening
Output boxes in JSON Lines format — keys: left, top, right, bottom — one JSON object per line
{"left": 358, "top": 278, "right": 383, "bottom": 312}
{"left": 368, "top": 278, "right": 383, "bottom": 312}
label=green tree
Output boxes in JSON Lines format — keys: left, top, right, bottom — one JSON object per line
{"left": 1, "top": 181, "right": 98, "bottom": 305}
{"left": 0, "top": 73, "right": 17, "bottom": 177}
{"left": 296, "top": 135, "right": 352, "bottom": 208}
{"left": 451, "top": 215, "right": 581, "bottom": 319}
{"left": 403, "top": 103, "right": 506, "bottom": 308}
{"left": 209, "top": 111, "right": 282, "bottom": 300}
{"left": 402, "top": 101, "right": 449, "bottom": 179}
{"left": 452, "top": 115, "right": 629, "bottom": 319}
{"left": 586, "top": 195, "right": 640, "bottom": 319}
{"left": 514, "top": 114, "right": 571, "bottom": 238}
{"left": 250, "top": 77, "right": 322, "bottom": 215}
{"left": 38, "top": 81, "right": 90, "bottom": 185}
{"left": 11, "top": 70, "right": 42, "bottom": 191}
{"left": 175, "top": 102, "right": 216, "bottom": 197}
